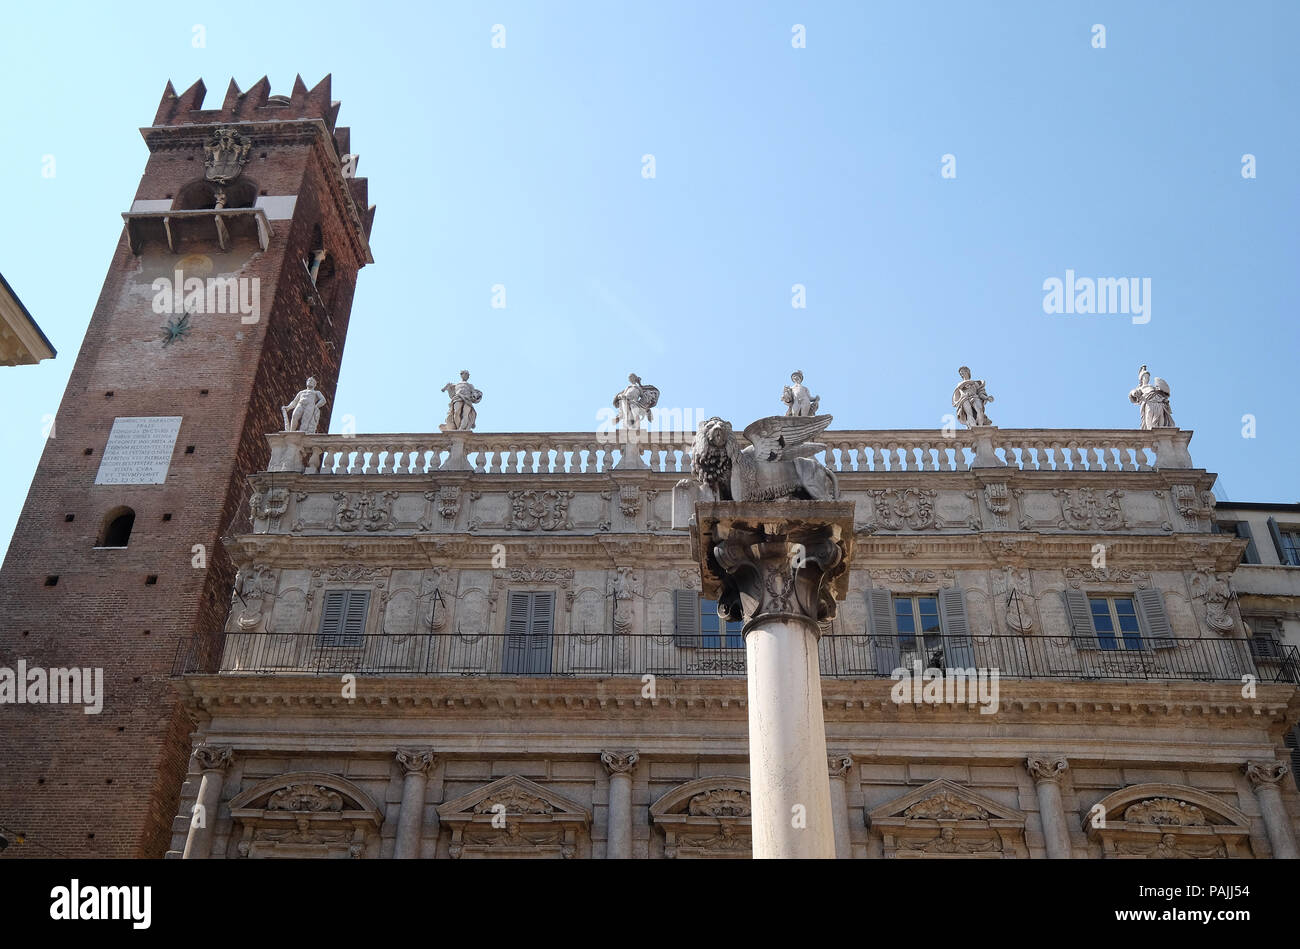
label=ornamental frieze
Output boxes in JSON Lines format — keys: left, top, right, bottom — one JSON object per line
{"left": 333, "top": 490, "right": 398, "bottom": 532}
{"left": 1053, "top": 487, "right": 1127, "bottom": 531}
{"left": 1064, "top": 567, "right": 1151, "bottom": 589}
{"left": 867, "top": 488, "right": 938, "bottom": 531}
{"left": 508, "top": 489, "right": 574, "bottom": 531}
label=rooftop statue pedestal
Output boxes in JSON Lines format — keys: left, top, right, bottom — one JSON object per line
{"left": 692, "top": 501, "right": 855, "bottom": 859}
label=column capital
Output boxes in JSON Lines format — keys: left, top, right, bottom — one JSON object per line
{"left": 193, "top": 744, "right": 234, "bottom": 773}
{"left": 601, "top": 750, "right": 640, "bottom": 776}
{"left": 1026, "top": 754, "right": 1069, "bottom": 783}
{"left": 1243, "top": 760, "right": 1290, "bottom": 789}
{"left": 396, "top": 748, "right": 437, "bottom": 775}
{"left": 692, "top": 502, "right": 856, "bottom": 636}
{"left": 827, "top": 754, "right": 854, "bottom": 778}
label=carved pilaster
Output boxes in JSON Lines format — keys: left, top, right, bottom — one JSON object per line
{"left": 600, "top": 751, "right": 641, "bottom": 776}
{"left": 1026, "top": 754, "right": 1072, "bottom": 858}
{"left": 1243, "top": 760, "right": 1298, "bottom": 859}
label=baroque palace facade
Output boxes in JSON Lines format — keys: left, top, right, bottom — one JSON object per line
{"left": 1, "top": 77, "right": 1297, "bottom": 860}
{"left": 168, "top": 417, "right": 1300, "bottom": 859}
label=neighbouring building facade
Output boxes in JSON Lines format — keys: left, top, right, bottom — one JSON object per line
{"left": 0, "top": 270, "right": 55, "bottom": 366}
{"left": 167, "top": 423, "right": 1300, "bottom": 859}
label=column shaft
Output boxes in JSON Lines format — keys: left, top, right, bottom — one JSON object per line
{"left": 607, "top": 773, "right": 633, "bottom": 858}
{"left": 182, "top": 769, "right": 225, "bottom": 860}
{"left": 747, "top": 618, "right": 835, "bottom": 859}
{"left": 394, "top": 770, "right": 429, "bottom": 859}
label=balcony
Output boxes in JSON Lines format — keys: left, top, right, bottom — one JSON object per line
{"left": 174, "top": 631, "right": 1297, "bottom": 684}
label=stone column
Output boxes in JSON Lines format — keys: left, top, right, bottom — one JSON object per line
{"left": 601, "top": 750, "right": 640, "bottom": 859}
{"left": 394, "top": 749, "right": 437, "bottom": 859}
{"left": 1026, "top": 754, "right": 1072, "bottom": 859}
{"left": 694, "top": 502, "right": 855, "bottom": 859}
{"left": 827, "top": 753, "right": 854, "bottom": 859}
{"left": 1244, "top": 761, "right": 1298, "bottom": 859}
{"left": 182, "top": 745, "right": 233, "bottom": 860}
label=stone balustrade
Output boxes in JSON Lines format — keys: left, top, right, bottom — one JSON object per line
{"left": 266, "top": 428, "right": 1194, "bottom": 477}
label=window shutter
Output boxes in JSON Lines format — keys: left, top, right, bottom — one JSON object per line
{"left": 1237, "top": 521, "right": 1260, "bottom": 565}
{"left": 341, "top": 590, "right": 370, "bottom": 647}
{"left": 502, "top": 591, "right": 531, "bottom": 673}
{"left": 1134, "top": 587, "right": 1175, "bottom": 649}
{"left": 318, "top": 590, "right": 348, "bottom": 646}
{"left": 674, "top": 590, "right": 701, "bottom": 647}
{"left": 1267, "top": 516, "right": 1291, "bottom": 566}
{"left": 939, "top": 588, "right": 976, "bottom": 667}
{"left": 1286, "top": 726, "right": 1300, "bottom": 793}
{"left": 1063, "top": 589, "right": 1097, "bottom": 648}
{"left": 529, "top": 592, "right": 555, "bottom": 673}
{"left": 867, "top": 589, "right": 900, "bottom": 673}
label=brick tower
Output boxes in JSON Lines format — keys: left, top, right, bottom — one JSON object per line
{"left": 0, "top": 76, "right": 375, "bottom": 857}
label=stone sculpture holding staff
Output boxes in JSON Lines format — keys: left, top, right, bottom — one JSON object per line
{"left": 282, "top": 377, "right": 327, "bottom": 434}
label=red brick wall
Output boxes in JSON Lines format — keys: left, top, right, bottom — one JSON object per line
{"left": 0, "top": 79, "right": 373, "bottom": 858}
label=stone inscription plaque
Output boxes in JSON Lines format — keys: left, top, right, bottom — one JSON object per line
{"left": 94, "top": 416, "right": 183, "bottom": 485}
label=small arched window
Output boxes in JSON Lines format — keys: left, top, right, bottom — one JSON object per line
{"left": 98, "top": 507, "right": 135, "bottom": 548}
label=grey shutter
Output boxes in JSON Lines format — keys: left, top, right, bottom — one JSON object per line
{"left": 1237, "top": 521, "right": 1261, "bottom": 565}
{"left": 341, "top": 590, "right": 369, "bottom": 647}
{"left": 528, "top": 592, "right": 555, "bottom": 674}
{"left": 939, "top": 588, "right": 976, "bottom": 667}
{"left": 503, "top": 591, "right": 532, "bottom": 673}
{"left": 674, "top": 590, "right": 701, "bottom": 647}
{"left": 868, "top": 589, "right": 900, "bottom": 673}
{"left": 318, "top": 590, "right": 348, "bottom": 646}
{"left": 1267, "top": 516, "right": 1291, "bottom": 565}
{"left": 1286, "top": 727, "right": 1300, "bottom": 793}
{"left": 1135, "top": 587, "right": 1175, "bottom": 649}
{"left": 1063, "top": 589, "right": 1097, "bottom": 648}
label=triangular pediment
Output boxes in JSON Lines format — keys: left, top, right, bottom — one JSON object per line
{"left": 437, "top": 774, "right": 590, "bottom": 823}
{"left": 868, "top": 779, "right": 1024, "bottom": 824}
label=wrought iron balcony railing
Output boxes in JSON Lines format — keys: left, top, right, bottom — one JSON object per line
{"left": 173, "top": 631, "right": 1298, "bottom": 685}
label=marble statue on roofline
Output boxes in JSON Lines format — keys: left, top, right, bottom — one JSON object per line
{"left": 282, "top": 377, "right": 327, "bottom": 434}
{"left": 781, "top": 370, "right": 821, "bottom": 417}
{"left": 612, "top": 373, "right": 659, "bottom": 431}
{"left": 1129, "top": 365, "right": 1175, "bottom": 430}
{"left": 951, "top": 366, "right": 994, "bottom": 428}
{"left": 440, "top": 370, "right": 482, "bottom": 432}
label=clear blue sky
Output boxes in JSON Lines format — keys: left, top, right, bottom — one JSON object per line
{"left": 0, "top": 1, "right": 1296, "bottom": 559}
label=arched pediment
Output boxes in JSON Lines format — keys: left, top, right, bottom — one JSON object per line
{"left": 650, "top": 776, "right": 752, "bottom": 859}
{"left": 1084, "top": 783, "right": 1253, "bottom": 859}
{"left": 228, "top": 770, "right": 381, "bottom": 821}
{"left": 650, "top": 775, "right": 751, "bottom": 818}
{"left": 226, "top": 771, "right": 382, "bottom": 859}
{"left": 1086, "top": 783, "right": 1249, "bottom": 828}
